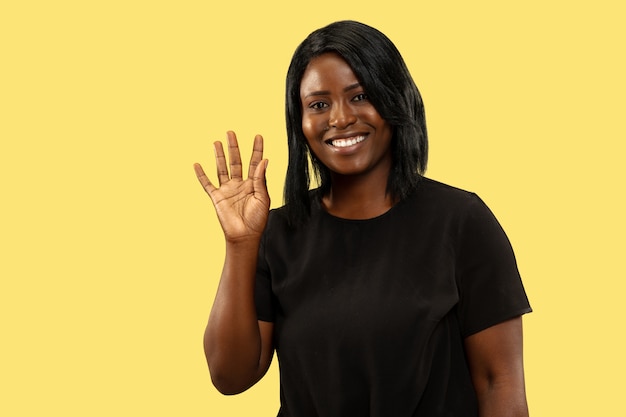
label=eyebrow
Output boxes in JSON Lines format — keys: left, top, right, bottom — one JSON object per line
{"left": 304, "top": 82, "right": 362, "bottom": 98}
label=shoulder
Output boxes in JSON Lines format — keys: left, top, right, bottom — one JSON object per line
{"left": 407, "top": 177, "right": 485, "bottom": 214}
{"left": 416, "top": 177, "right": 475, "bottom": 200}
{"left": 265, "top": 189, "right": 323, "bottom": 231}
{"left": 265, "top": 206, "right": 290, "bottom": 235}
{"left": 397, "top": 178, "right": 507, "bottom": 241}
{"left": 419, "top": 179, "right": 516, "bottom": 261}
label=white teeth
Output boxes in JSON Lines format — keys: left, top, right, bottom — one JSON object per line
{"left": 330, "top": 135, "right": 366, "bottom": 148}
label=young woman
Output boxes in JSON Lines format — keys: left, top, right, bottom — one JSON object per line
{"left": 194, "top": 20, "right": 531, "bottom": 417}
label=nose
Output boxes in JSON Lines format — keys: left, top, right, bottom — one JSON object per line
{"left": 328, "top": 101, "right": 357, "bottom": 130}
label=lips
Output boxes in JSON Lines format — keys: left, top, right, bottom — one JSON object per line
{"left": 326, "top": 134, "right": 367, "bottom": 148}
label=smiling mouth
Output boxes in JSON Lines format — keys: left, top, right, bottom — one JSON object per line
{"left": 327, "top": 135, "right": 367, "bottom": 148}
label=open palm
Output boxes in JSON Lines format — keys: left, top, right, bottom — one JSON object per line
{"left": 194, "top": 131, "right": 270, "bottom": 242}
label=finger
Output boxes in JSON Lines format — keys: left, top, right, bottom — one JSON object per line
{"left": 252, "top": 159, "right": 270, "bottom": 205}
{"left": 214, "top": 141, "right": 230, "bottom": 185}
{"left": 226, "top": 130, "right": 243, "bottom": 180}
{"left": 248, "top": 134, "right": 264, "bottom": 180}
{"left": 193, "top": 163, "right": 216, "bottom": 195}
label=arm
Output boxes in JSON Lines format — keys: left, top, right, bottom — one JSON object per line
{"left": 203, "top": 240, "right": 274, "bottom": 394}
{"left": 194, "top": 131, "right": 274, "bottom": 394}
{"left": 464, "top": 316, "right": 529, "bottom": 417}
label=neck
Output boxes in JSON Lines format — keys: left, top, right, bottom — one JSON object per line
{"left": 322, "top": 172, "right": 396, "bottom": 220}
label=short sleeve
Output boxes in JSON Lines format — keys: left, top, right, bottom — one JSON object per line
{"left": 455, "top": 194, "right": 531, "bottom": 337}
{"left": 255, "top": 215, "right": 276, "bottom": 322}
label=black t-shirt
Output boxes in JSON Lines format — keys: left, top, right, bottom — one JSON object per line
{"left": 255, "top": 178, "right": 531, "bottom": 417}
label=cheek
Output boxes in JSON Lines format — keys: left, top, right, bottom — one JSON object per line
{"left": 301, "top": 116, "right": 319, "bottom": 142}
{"left": 371, "top": 113, "right": 393, "bottom": 141}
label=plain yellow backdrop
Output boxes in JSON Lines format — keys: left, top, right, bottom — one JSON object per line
{"left": 1, "top": 1, "right": 624, "bottom": 416}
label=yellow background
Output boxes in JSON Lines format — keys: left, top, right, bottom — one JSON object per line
{"left": 1, "top": 1, "right": 624, "bottom": 415}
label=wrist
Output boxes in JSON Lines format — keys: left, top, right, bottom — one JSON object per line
{"left": 224, "top": 235, "right": 262, "bottom": 251}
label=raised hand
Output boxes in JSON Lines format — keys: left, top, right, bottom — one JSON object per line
{"left": 194, "top": 131, "right": 270, "bottom": 243}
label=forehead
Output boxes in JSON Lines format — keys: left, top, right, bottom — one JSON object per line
{"left": 300, "top": 53, "right": 359, "bottom": 95}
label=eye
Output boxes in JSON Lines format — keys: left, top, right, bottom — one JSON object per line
{"left": 352, "top": 93, "right": 369, "bottom": 102}
{"left": 309, "top": 101, "right": 328, "bottom": 110}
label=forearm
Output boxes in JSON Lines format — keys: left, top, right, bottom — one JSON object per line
{"left": 466, "top": 317, "right": 529, "bottom": 417}
{"left": 475, "top": 377, "right": 529, "bottom": 417}
{"left": 204, "top": 238, "right": 264, "bottom": 393}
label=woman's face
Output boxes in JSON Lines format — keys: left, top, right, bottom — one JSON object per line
{"left": 299, "top": 53, "right": 393, "bottom": 179}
